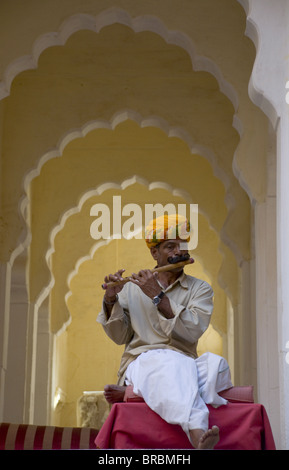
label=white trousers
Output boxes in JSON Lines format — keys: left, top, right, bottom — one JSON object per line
{"left": 125, "top": 349, "right": 232, "bottom": 441}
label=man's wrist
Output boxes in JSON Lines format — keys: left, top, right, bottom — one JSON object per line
{"left": 152, "top": 290, "right": 165, "bottom": 306}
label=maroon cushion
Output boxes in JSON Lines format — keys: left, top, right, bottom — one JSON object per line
{"left": 124, "top": 385, "right": 144, "bottom": 402}
{"left": 124, "top": 385, "right": 254, "bottom": 404}
{"left": 218, "top": 386, "right": 254, "bottom": 403}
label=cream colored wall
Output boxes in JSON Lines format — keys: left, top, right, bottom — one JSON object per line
{"left": 0, "top": 4, "right": 265, "bottom": 265}
{"left": 3, "top": 25, "right": 243, "bottom": 259}
{"left": 30, "top": 123, "right": 236, "bottom": 328}
{"left": 0, "top": 0, "right": 271, "bottom": 428}
{"left": 0, "top": 1, "right": 266, "bottom": 209}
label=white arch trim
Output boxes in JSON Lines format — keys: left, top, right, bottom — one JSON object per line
{"left": 0, "top": 8, "right": 239, "bottom": 113}
{"left": 47, "top": 174, "right": 211, "bottom": 295}
{"left": 21, "top": 109, "right": 243, "bottom": 271}
{"left": 237, "top": 0, "right": 280, "bottom": 128}
{"left": 46, "top": 173, "right": 198, "bottom": 269}
{"left": 47, "top": 176, "right": 225, "bottom": 335}
{"left": 2, "top": 6, "right": 266, "bottom": 207}
{"left": 34, "top": 174, "right": 222, "bottom": 334}
{"left": 23, "top": 109, "right": 231, "bottom": 194}
{"left": 12, "top": 110, "right": 244, "bottom": 317}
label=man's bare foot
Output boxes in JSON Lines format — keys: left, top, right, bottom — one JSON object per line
{"left": 197, "top": 426, "right": 220, "bottom": 449}
{"left": 104, "top": 384, "right": 126, "bottom": 404}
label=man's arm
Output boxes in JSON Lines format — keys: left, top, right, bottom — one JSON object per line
{"left": 160, "top": 280, "right": 214, "bottom": 342}
{"left": 102, "top": 268, "right": 125, "bottom": 319}
{"left": 103, "top": 292, "right": 119, "bottom": 319}
{"left": 156, "top": 295, "right": 174, "bottom": 319}
{"left": 129, "top": 269, "right": 213, "bottom": 342}
{"left": 97, "top": 269, "right": 133, "bottom": 345}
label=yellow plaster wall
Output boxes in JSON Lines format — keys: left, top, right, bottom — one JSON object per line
{"left": 0, "top": 0, "right": 267, "bottom": 212}
{"left": 29, "top": 121, "right": 241, "bottom": 305}
{"left": 2, "top": 22, "right": 251, "bottom": 263}
{"left": 0, "top": 0, "right": 270, "bottom": 427}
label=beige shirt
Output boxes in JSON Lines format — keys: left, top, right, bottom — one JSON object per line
{"left": 97, "top": 273, "right": 214, "bottom": 384}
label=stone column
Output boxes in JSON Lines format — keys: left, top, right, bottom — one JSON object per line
{"left": 242, "top": 0, "right": 289, "bottom": 449}
{"left": 0, "top": 262, "right": 11, "bottom": 422}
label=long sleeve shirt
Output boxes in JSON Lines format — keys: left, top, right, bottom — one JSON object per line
{"left": 97, "top": 273, "right": 214, "bottom": 384}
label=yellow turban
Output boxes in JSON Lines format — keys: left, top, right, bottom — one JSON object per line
{"left": 145, "top": 214, "right": 191, "bottom": 249}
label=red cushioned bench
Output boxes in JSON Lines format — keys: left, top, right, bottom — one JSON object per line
{"left": 95, "top": 386, "right": 276, "bottom": 450}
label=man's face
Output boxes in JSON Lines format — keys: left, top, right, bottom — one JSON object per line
{"left": 151, "top": 239, "right": 189, "bottom": 268}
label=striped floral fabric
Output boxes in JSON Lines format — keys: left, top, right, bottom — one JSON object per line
{"left": 0, "top": 423, "right": 99, "bottom": 450}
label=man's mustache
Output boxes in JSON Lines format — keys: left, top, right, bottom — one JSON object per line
{"left": 167, "top": 253, "right": 190, "bottom": 264}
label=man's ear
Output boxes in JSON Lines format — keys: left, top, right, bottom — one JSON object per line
{"left": 150, "top": 246, "right": 159, "bottom": 261}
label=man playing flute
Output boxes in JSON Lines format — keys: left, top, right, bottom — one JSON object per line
{"left": 97, "top": 214, "right": 232, "bottom": 449}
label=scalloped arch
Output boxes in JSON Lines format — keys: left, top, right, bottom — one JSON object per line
{"left": 45, "top": 175, "right": 222, "bottom": 306}
{"left": 4, "top": 9, "right": 256, "bottom": 270}
{"left": 16, "top": 111, "right": 243, "bottom": 316}
{"left": 23, "top": 109, "right": 230, "bottom": 195}
{"left": 0, "top": 7, "right": 239, "bottom": 113}
{"left": 21, "top": 110, "right": 241, "bottom": 273}
{"left": 49, "top": 178, "right": 229, "bottom": 334}
{"left": 1, "top": 4, "right": 272, "bottom": 208}
{"left": 5, "top": 4, "right": 274, "bottom": 272}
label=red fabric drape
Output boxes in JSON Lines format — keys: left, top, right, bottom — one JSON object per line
{"left": 95, "top": 402, "right": 276, "bottom": 450}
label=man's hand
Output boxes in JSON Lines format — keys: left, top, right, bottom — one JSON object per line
{"left": 130, "top": 269, "right": 161, "bottom": 299}
{"left": 104, "top": 269, "right": 126, "bottom": 299}
{"left": 130, "top": 270, "right": 174, "bottom": 319}
{"left": 103, "top": 269, "right": 125, "bottom": 317}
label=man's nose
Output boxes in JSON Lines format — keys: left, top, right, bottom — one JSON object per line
{"left": 173, "top": 245, "right": 182, "bottom": 255}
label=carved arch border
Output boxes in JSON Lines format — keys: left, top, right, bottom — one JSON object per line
{"left": 21, "top": 111, "right": 239, "bottom": 333}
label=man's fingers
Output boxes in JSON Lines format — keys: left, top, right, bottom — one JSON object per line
{"left": 130, "top": 273, "right": 141, "bottom": 284}
{"left": 137, "top": 269, "right": 152, "bottom": 278}
{"left": 104, "top": 269, "right": 125, "bottom": 283}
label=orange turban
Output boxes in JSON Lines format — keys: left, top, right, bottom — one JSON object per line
{"left": 145, "top": 214, "right": 191, "bottom": 249}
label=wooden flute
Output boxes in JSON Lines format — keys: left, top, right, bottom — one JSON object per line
{"left": 101, "top": 256, "right": 194, "bottom": 290}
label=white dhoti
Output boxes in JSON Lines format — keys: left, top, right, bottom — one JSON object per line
{"left": 125, "top": 349, "right": 232, "bottom": 442}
